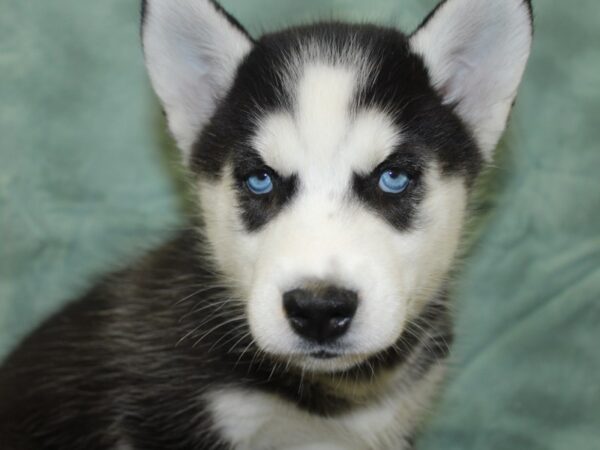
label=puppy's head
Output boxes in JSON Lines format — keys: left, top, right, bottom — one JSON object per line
{"left": 142, "top": 0, "right": 532, "bottom": 372}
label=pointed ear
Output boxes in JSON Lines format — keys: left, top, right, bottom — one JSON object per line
{"left": 142, "top": 0, "right": 253, "bottom": 160}
{"left": 410, "top": 0, "right": 533, "bottom": 160}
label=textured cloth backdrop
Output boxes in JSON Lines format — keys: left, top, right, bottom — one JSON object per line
{"left": 1, "top": 1, "right": 599, "bottom": 449}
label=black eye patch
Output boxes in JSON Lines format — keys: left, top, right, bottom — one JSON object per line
{"left": 231, "top": 149, "right": 298, "bottom": 232}
{"left": 352, "top": 149, "right": 426, "bottom": 231}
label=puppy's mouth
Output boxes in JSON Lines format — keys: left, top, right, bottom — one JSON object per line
{"left": 301, "top": 342, "right": 350, "bottom": 360}
{"left": 279, "top": 344, "right": 374, "bottom": 373}
{"left": 309, "top": 350, "right": 341, "bottom": 359}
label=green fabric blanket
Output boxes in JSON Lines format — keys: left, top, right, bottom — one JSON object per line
{"left": 1, "top": 1, "right": 599, "bottom": 448}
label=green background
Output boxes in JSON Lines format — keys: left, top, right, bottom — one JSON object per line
{"left": 1, "top": 1, "right": 599, "bottom": 448}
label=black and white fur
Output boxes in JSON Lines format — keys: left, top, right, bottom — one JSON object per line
{"left": 0, "top": 0, "right": 533, "bottom": 448}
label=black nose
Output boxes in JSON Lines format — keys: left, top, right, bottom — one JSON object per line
{"left": 283, "top": 286, "right": 358, "bottom": 343}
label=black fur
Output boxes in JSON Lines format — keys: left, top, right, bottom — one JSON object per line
{"left": 190, "top": 22, "right": 482, "bottom": 232}
{"left": 0, "top": 230, "right": 451, "bottom": 448}
{"left": 140, "top": 0, "right": 255, "bottom": 40}
{"left": 353, "top": 146, "right": 427, "bottom": 231}
{"left": 352, "top": 26, "right": 482, "bottom": 181}
{"left": 412, "top": 0, "right": 534, "bottom": 38}
{"left": 232, "top": 149, "right": 299, "bottom": 232}
{"left": 140, "top": 0, "right": 147, "bottom": 28}
{"left": 207, "top": 0, "right": 255, "bottom": 40}
{"left": 192, "top": 21, "right": 484, "bottom": 181}
{"left": 0, "top": 0, "right": 531, "bottom": 447}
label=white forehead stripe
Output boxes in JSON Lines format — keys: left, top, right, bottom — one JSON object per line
{"left": 296, "top": 64, "right": 356, "bottom": 156}
{"left": 253, "top": 64, "right": 402, "bottom": 179}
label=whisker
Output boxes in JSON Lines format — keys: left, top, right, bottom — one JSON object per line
{"left": 191, "top": 316, "right": 246, "bottom": 348}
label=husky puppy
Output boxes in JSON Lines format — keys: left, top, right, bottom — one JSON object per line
{"left": 0, "top": 0, "right": 533, "bottom": 448}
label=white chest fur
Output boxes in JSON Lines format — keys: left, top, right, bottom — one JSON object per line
{"left": 206, "top": 363, "right": 445, "bottom": 450}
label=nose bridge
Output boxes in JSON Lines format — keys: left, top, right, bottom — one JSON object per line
{"left": 274, "top": 192, "right": 358, "bottom": 279}
{"left": 294, "top": 190, "right": 353, "bottom": 239}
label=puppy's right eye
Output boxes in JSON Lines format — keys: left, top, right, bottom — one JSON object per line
{"left": 246, "top": 171, "right": 273, "bottom": 195}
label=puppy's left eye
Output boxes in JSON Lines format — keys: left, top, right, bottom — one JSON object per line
{"left": 378, "top": 168, "right": 410, "bottom": 194}
{"left": 246, "top": 171, "right": 273, "bottom": 195}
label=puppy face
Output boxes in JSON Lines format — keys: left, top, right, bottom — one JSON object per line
{"left": 197, "top": 39, "right": 477, "bottom": 371}
{"left": 142, "top": 0, "right": 533, "bottom": 372}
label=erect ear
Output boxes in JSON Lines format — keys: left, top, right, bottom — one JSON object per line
{"left": 142, "top": 0, "right": 253, "bottom": 160}
{"left": 410, "top": 0, "right": 533, "bottom": 160}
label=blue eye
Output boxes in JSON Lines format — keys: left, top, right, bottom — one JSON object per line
{"left": 378, "top": 169, "right": 410, "bottom": 194}
{"left": 246, "top": 171, "right": 273, "bottom": 195}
